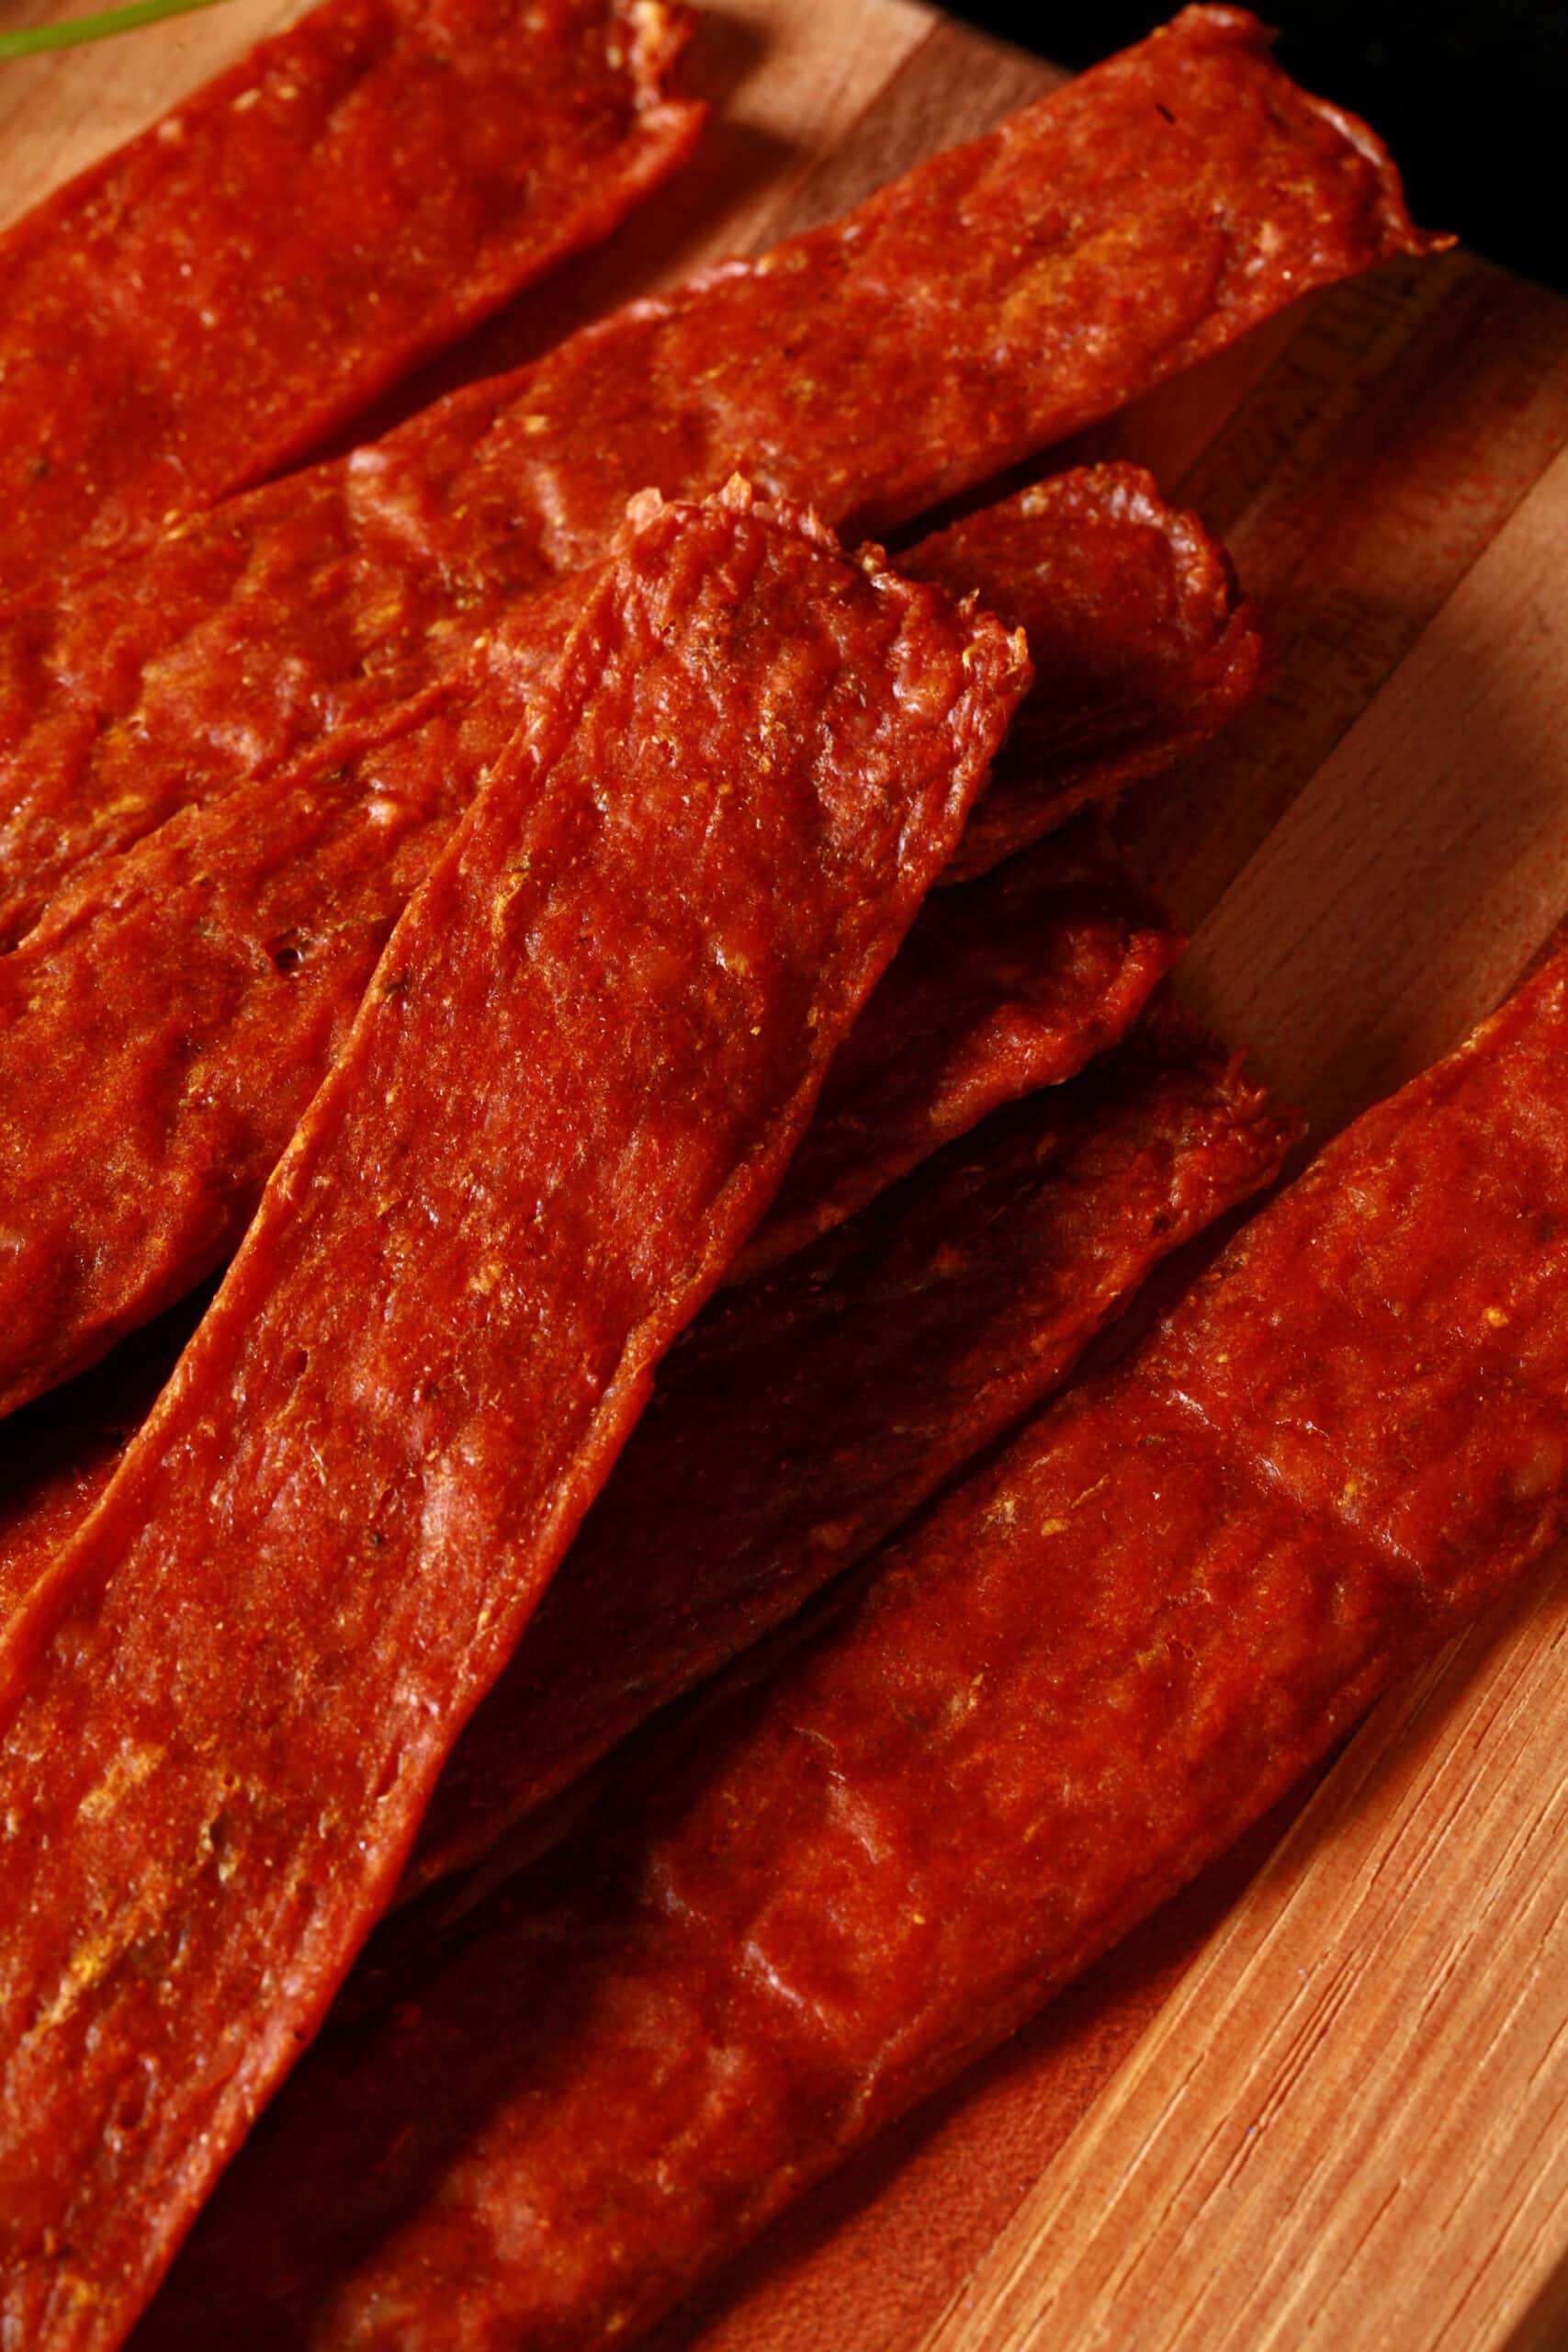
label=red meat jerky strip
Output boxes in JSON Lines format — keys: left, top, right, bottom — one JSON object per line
{"left": 0, "top": 488, "right": 1026, "bottom": 2351}
{"left": 901, "top": 467, "right": 1264, "bottom": 885}
{"left": 0, "top": 473, "right": 1206, "bottom": 1418}
{"left": 0, "top": 0, "right": 701, "bottom": 606}
{"left": 0, "top": 997, "right": 1279, "bottom": 1842}
{"left": 0, "top": 1012, "right": 1295, "bottom": 1949}
{"left": 0, "top": 653, "right": 522, "bottom": 1423}
{"left": 0, "top": 792, "right": 1174, "bottom": 1417}
{"left": 0, "top": 4, "right": 1438, "bottom": 944}
{"left": 133, "top": 949, "right": 1568, "bottom": 2352}
{"left": 404, "top": 1006, "right": 1296, "bottom": 1899}
{"left": 737, "top": 826, "right": 1181, "bottom": 1283}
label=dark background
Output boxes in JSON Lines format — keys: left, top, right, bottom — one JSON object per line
{"left": 950, "top": 4, "right": 1566, "bottom": 292}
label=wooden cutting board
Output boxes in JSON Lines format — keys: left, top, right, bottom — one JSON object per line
{"left": 6, "top": 4, "right": 1568, "bottom": 2346}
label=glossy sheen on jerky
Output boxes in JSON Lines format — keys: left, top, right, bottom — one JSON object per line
{"left": 0, "top": 4, "right": 1441, "bottom": 944}
{"left": 138, "top": 951, "right": 1568, "bottom": 2352}
{"left": 735, "top": 825, "right": 1181, "bottom": 1281}
{"left": 0, "top": 489, "right": 1027, "bottom": 2352}
{"left": 900, "top": 467, "right": 1265, "bottom": 884}
{"left": 0, "top": 0, "right": 701, "bottom": 606}
{"left": 0, "top": 492, "right": 1190, "bottom": 1419}
{"left": 402, "top": 1008, "right": 1296, "bottom": 1899}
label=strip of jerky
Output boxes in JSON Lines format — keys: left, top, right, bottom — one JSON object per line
{"left": 0, "top": 4, "right": 1438, "bottom": 944}
{"left": 0, "top": 472, "right": 1207, "bottom": 1418}
{"left": 0, "top": 488, "right": 1026, "bottom": 2351}
{"left": 901, "top": 466, "right": 1265, "bottom": 885}
{"left": 0, "top": 997, "right": 1273, "bottom": 1804}
{"left": 402, "top": 1007, "right": 1297, "bottom": 1899}
{"left": 736, "top": 826, "right": 1181, "bottom": 1283}
{"left": 0, "top": 1012, "right": 1295, "bottom": 1927}
{"left": 0, "top": 0, "right": 701, "bottom": 606}
{"left": 0, "top": 822, "right": 1171, "bottom": 1418}
{"left": 135, "top": 948, "right": 1568, "bottom": 2352}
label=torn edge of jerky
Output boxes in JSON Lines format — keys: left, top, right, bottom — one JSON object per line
{"left": 0, "top": 481, "right": 1027, "bottom": 2352}
{"left": 0, "top": 467, "right": 1224, "bottom": 1422}
{"left": 902, "top": 464, "right": 1267, "bottom": 884}
{"left": 0, "top": 0, "right": 703, "bottom": 605}
{"left": 139, "top": 947, "right": 1568, "bottom": 2352}
{"left": 0, "top": 4, "right": 1441, "bottom": 943}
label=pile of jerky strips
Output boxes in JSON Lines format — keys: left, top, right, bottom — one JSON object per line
{"left": 5, "top": 6, "right": 1568, "bottom": 2349}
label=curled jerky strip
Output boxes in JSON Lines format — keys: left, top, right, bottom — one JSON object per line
{"left": 401, "top": 1007, "right": 1297, "bottom": 1901}
{"left": 902, "top": 467, "right": 1265, "bottom": 884}
{"left": 0, "top": 0, "right": 701, "bottom": 605}
{"left": 0, "top": 475, "right": 1203, "bottom": 1420}
{"left": 0, "top": 5, "right": 1438, "bottom": 944}
{"left": 0, "top": 487, "right": 1027, "bottom": 2351}
{"left": 141, "top": 951, "right": 1568, "bottom": 2352}
{"left": 737, "top": 825, "right": 1181, "bottom": 1283}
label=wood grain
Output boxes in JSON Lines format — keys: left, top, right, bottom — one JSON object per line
{"left": 4, "top": 6, "right": 1568, "bottom": 2349}
{"left": 1119, "top": 253, "right": 1568, "bottom": 937}
{"left": 1190, "top": 435, "right": 1568, "bottom": 1130}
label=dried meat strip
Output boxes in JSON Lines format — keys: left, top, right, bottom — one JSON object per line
{"left": 736, "top": 827, "right": 1181, "bottom": 1283}
{"left": 0, "top": 1014, "right": 1296, "bottom": 1932}
{"left": 0, "top": 781, "right": 1174, "bottom": 1416}
{"left": 900, "top": 467, "right": 1264, "bottom": 884}
{"left": 0, "top": 814, "right": 1172, "bottom": 1419}
{"left": 0, "top": 4, "right": 1438, "bottom": 945}
{"left": 403, "top": 1007, "right": 1296, "bottom": 1899}
{"left": 0, "top": 0, "right": 701, "bottom": 605}
{"left": 0, "top": 481, "right": 1200, "bottom": 1419}
{"left": 138, "top": 948, "right": 1568, "bottom": 2352}
{"left": 0, "top": 1001, "right": 1279, "bottom": 1880}
{"left": 0, "top": 653, "right": 524, "bottom": 1422}
{"left": 0, "top": 487, "right": 1026, "bottom": 2350}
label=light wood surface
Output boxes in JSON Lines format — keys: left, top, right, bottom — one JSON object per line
{"left": 5, "top": 6, "right": 1568, "bottom": 2349}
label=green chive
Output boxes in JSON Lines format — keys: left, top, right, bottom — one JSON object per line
{"left": 0, "top": 0, "right": 233, "bottom": 56}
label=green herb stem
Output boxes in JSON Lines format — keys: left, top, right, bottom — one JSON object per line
{"left": 0, "top": 0, "right": 231, "bottom": 56}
